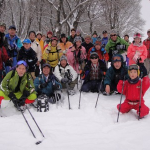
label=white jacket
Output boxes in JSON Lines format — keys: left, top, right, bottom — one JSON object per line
{"left": 31, "top": 40, "right": 42, "bottom": 61}
{"left": 53, "top": 63, "right": 78, "bottom": 81}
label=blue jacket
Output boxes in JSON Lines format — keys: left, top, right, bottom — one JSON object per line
{"left": 34, "top": 74, "right": 62, "bottom": 97}
{"left": 5, "top": 33, "right": 22, "bottom": 57}
{"left": 102, "top": 37, "right": 108, "bottom": 47}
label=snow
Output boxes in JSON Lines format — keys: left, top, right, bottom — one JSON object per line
{"left": 0, "top": 85, "right": 150, "bottom": 150}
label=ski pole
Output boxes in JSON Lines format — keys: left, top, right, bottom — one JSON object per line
{"left": 74, "top": 50, "right": 79, "bottom": 89}
{"left": 95, "top": 76, "right": 104, "bottom": 108}
{"left": 117, "top": 77, "right": 125, "bottom": 122}
{"left": 138, "top": 72, "right": 143, "bottom": 120}
{"left": 26, "top": 105, "right": 45, "bottom": 137}
{"left": 66, "top": 83, "right": 71, "bottom": 109}
{"left": 78, "top": 79, "right": 84, "bottom": 109}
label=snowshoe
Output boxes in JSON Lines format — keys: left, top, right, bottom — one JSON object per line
{"left": 37, "top": 95, "right": 49, "bottom": 112}
{"left": 68, "top": 89, "right": 75, "bottom": 95}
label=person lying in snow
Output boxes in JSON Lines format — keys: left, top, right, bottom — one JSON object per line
{"left": 103, "top": 54, "right": 128, "bottom": 95}
{"left": 0, "top": 60, "right": 37, "bottom": 111}
{"left": 117, "top": 64, "right": 150, "bottom": 119}
{"left": 81, "top": 52, "right": 107, "bottom": 93}
{"left": 34, "top": 63, "right": 62, "bottom": 104}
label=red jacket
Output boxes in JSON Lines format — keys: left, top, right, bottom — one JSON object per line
{"left": 117, "top": 76, "right": 150, "bottom": 102}
{"left": 87, "top": 47, "right": 109, "bottom": 61}
{"left": 0, "top": 46, "right": 9, "bottom": 70}
{"left": 143, "top": 38, "right": 150, "bottom": 58}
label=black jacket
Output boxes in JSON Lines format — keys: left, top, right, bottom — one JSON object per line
{"left": 17, "top": 46, "right": 38, "bottom": 72}
{"left": 82, "top": 42, "right": 93, "bottom": 54}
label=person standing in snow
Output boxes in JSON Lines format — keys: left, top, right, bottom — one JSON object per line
{"left": 117, "top": 64, "right": 150, "bottom": 119}
{"left": 44, "top": 31, "right": 53, "bottom": 46}
{"left": 68, "top": 28, "right": 76, "bottom": 44}
{"left": 143, "top": 29, "right": 150, "bottom": 77}
{"left": 53, "top": 55, "right": 78, "bottom": 95}
{"left": 105, "top": 30, "right": 129, "bottom": 62}
{"left": 0, "top": 60, "right": 37, "bottom": 110}
{"left": 127, "top": 33, "right": 147, "bottom": 78}
{"left": 91, "top": 31, "right": 98, "bottom": 45}
{"left": 81, "top": 52, "right": 107, "bottom": 93}
{"left": 34, "top": 63, "right": 62, "bottom": 104}
{"left": 101, "top": 30, "right": 108, "bottom": 47}
{"left": 67, "top": 36, "right": 86, "bottom": 74}
{"left": 76, "top": 29, "right": 84, "bottom": 42}
{"left": 5, "top": 25, "right": 22, "bottom": 73}
{"left": 103, "top": 54, "right": 128, "bottom": 95}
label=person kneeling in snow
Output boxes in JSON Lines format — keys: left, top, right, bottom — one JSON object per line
{"left": 53, "top": 55, "right": 78, "bottom": 95}
{"left": 34, "top": 63, "right": 62, "bottom": 104}
{"left": 117, "top": 64, "right": 150, "bottom": 119}
{"left": 103, "top": 54, "right": 128, "bottom": 95}
{"left": 0, "top": 60, "right": 37, "bottom": 110}
{"left": 81, "top": 52, "right": 107, "bottom": 93}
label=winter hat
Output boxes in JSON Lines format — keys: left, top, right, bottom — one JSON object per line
{"left": 110, "top": 29, "right": 117, "bottom": 34}
{"left": 60, "top": 55, "right": 67, "bottom": 62}
{"left": 76, "top": 29, "right": 81, "bottom": 34}
{"left": 90, "top": 52, "right": 99, "bottom": 58}
{"left": 95, "top": 37, "right": 102, "bottom": 46}
{"left": 42, "top": 63, "right": 51, "bottom": 69}
{"left": 0, "top": 23, "right": 6, "bottom": 29}
{"left": 112, "top": 54, "right": 123, "bottom": 63}
{"left": 92, "top": 31, "right": 97, "bottom": 36}
{"left": 23, "top": 39, "right": 31, "bottom": 44}
{"left": 51, "top": 36, "right": 58, "bottom": 41}
{"left": 36, "top": 31, "right": 42, "bottom": 36}
{"left": 16, "top": 60, "right": 28, "bottom": 69}
{"left": 134, "top": 33, "right": 141, "bottom": 39}
{"left": 47, "top": 31, "right": 53, "bottom": 35}
{"left": 84, "top": 35, "right": 91, "bottom": 39}
{"left": 9, "top": 25, "right": 16, "bottom": 30}
{"left": 61, "top": 33, "right": 66, "bottom": 38}
{"left": 29, "top": 31, "right": 36, "bottom": 36}
{"left": 74, "top": 36, "right": 82, "bottom": 43}
{"left": 102, "top": 30, "right": 107, "bottom": 34}
{"left": 128, "top": 64, "right": 140, "bottom": 76}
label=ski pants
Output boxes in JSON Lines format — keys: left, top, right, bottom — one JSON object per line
{"left": 117, "top": 99, "right": 149, "bottom": 118}
{"left": 0, "top": 90, "right": 36, "bottom": 105}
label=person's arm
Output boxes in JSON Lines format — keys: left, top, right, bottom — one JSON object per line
{"left": 37, "top": 43, "right": 42, "bottom": 63}
{"left": 69, "top": 65, "right": 78, "bottom": 81}
{"left": 117, "top": 80, "right": 127, "bottom": 95}
{"left": 2, "top": 46, "right": 9, "bottom": 63}
{"left": 139, "top": 45, "right": 147, "bottom": 62}
{"left": 127, "top": 44, "right": 135, "bottom": 59}
{"left": 142, "top": 76, "right": 150, "bottom": 95}
{"left": 104, "top": 68, "right": 113, "bottom": 88}
{"left": 53, "top": 65, "right": 63, "bottom": 81}
{"left": 16, "top": 38, "right": 23, "bottom": 50}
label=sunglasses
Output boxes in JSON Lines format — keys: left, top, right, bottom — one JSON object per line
{"left": 113, "top": 59, "right": 121, "bottom": 63}
{"left": 17, "top": 60, "right": 28, "bottom": 67}
{"left": 128, "top": 65, "right": 138, "bottom": 70}
{"left": 111, "top": 34, "right": 117, "bottom": 37}
{"left": 91, "top": 57, "right": 98, "bottom": 59}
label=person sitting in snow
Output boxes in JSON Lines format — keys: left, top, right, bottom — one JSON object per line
{"left": 53, "top": 55, "right": 78, "bottom": 95}
{"left": 34, "top": 63, "right": 62, "bottom": 104}
{"left": 103, "top": 54, "right": 128, "bottom": 95}
{"left": 0, "top": 60, "right": 37, "bottom": 111}
{"left": 81, "top": 52, "right": 107, "bottom": 93}
{"left": 117, "top": 64, "right": 150, "bottom": 119}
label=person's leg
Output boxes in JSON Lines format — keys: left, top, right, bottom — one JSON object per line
{"left": 117, "top": 100, "right": 132, "bottom": 113}
{"left": 81, "top": 81, "right": 92, "bottom": 92}
{"left": 69, "top": 78, "right": 78, "bottom": 89}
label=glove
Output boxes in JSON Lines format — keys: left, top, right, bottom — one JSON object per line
{"left": 101, "top": 47, "right": 106, "bottom": 54}
{"left": 53, "top": 84, "right": 60, "bottom": 90}
{"left": 18, "top": 90, "right": 30, "bottom": 107}
{"left": 116, "top": 45, "right": 126, "bottom": 50}
{"left": 8, "top": 92, "right": 18, "bottom": 106}
{"left": 61, "top": 78, "right": 69, "bottom": 83}
{"left": 133, "top": 52, "right": 140, "bottom": 62}
{"left": 5, "top": 59, "right": 12, "bottom": 66}
{"left": 39, "top": 82, "right": 48, "bottom": 89}
{"left": 79, "top": 70, "right": 85, "bottom": 77}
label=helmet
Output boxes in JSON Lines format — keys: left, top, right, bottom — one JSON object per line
{"left": 128, "top": 64, "right": 140, "bottom": 76}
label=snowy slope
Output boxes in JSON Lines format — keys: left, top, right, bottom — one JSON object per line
{"left": 0, "top": 86, "right": 150, "bottom": 150}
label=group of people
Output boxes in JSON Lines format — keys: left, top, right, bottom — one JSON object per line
{"left": 0, "top": 22, "right": 150, "bottom": 119}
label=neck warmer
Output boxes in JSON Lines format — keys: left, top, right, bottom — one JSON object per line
{"left": 128, "top": 77, "right": 139, "bottom": 84}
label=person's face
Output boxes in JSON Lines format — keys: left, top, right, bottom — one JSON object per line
{"left": 71, "top": 31, "right": 76, "bottom": 36}
{"left": 113, "top": 61, "right": 121, "bottom": 69}
{"left": 93, "top": 34, "right": 97, "bottom": 38}
{"left": 37, "top": 34, "right": 42, "bottom": 40}
{"left": 129, "top": 70, "right": 138, "bottom": 79}
{"left": 76, "top": 32, "right": 80, "bottom": 36}
{"left": 103, "top": 33, "right": 108, "bottom": 38}
{"left": 124, "top": 36, "right": 129, "bottom": 41}
{"left": 9, "top": 29, "right": 16, "bottom": 36}
{"left": 0, "top": 26, "right": 6, "bottom": 33}
{"left": 51, "top": 40, "right": 57, "bottom": 46}
{"left": 60, "top": 59, "right": 67, "bottom": 68}
{"left": 134, "top": 37, "right": 141, "bottom": 44}
{"left": 85, "top": 38, "right": 91, "bottom": 44}
{"left": 110, "top": 33, "right": 117, "bottom": 41}
{"left": 29, "top": 33, "right": 35, "bottom": 41}
{"left": 23, "top": 43, "right": 31, "bottom": 50}
{"left": 43, "top": 66, "right": 50, "bottom": 76}
{"left": 90, "top": 56, "right": 99, "bottom": 64}
{"left": 61, "top": 37, "right": 66, "bottom": 43}
{"left": 95, "top": 44, "right": 101, "bottom": 50}
{"left": 147, "top": 32, "right": 150, "bottom": 38}
{"left": 48, "top": 34, "right": 52, "bottom": 38}
{"left": 16, "top": 64, "right": 26, "bottom": 77}
{"left": 76, "top": 41, "right": 82, "bottom": 47}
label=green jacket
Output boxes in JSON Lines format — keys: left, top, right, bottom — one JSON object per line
{"left": 0, "top": 70, "right": 36, "bottom": 96}
{"left": 105, "top": 37, "right": 129, "bottom": 61}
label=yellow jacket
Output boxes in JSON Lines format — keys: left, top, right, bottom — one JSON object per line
{"left": 42, "top": 43, "right": 61, "bottom": 68}
{"left": 36, "top": 38, "right": 44, "bottom": 54}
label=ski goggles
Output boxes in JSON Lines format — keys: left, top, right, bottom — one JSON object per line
{"left": 110, "top": 34, "right": 117, "bottom": 37}
{"left": 90, "top": 56, "right": 99, "bottom": 59}
{"left": 112, "top": 56, "right": 122, "bottom": 63}
{"left": 128, "top": 64, "right": 139, "bottom": 70}
{"left": 16, "top": 60, "right": 28, "bottom": 68}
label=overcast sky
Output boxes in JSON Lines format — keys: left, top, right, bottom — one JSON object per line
{"left": 141, "top": 0, "right": 150, "bottom": 39}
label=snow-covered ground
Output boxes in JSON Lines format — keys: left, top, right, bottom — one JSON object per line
{"left": 0, "top": 85, "right": 150, "bottom": 150}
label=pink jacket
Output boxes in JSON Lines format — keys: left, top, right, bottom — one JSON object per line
{"left": 67, "top": 46, "right": 86, "bottom": 73}
{"left": 127, "top": 43, "right": 147, "bottom": 65}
